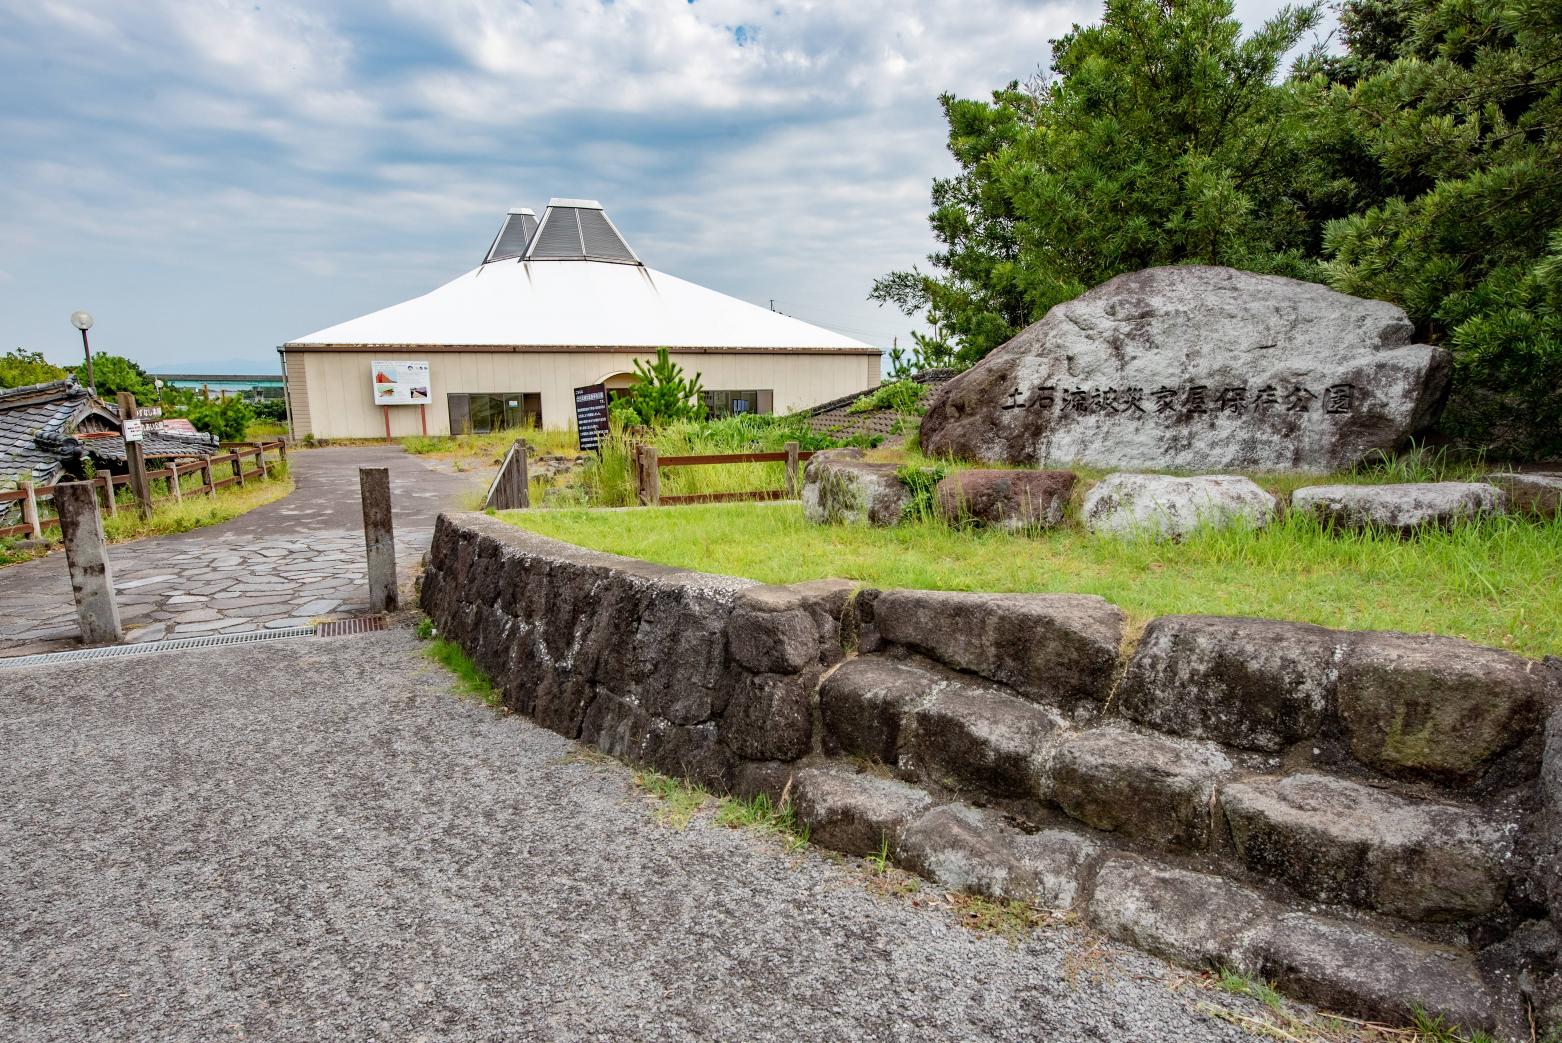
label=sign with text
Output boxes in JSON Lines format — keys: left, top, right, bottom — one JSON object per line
{"left": 370, "top": 360, "right": 431, "bottom": 406}
{"left": 121, "top": 418, "right": 145, "bottom": 443}
{"left": 573, "top": 383, "right": 611, "bottom": 452}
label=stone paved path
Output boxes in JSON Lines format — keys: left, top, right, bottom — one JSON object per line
{"left": 0, "top": 445, "right": 482, "bottom": 656}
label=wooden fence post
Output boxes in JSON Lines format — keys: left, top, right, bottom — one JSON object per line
{"left": 784, "top": 441, "right": 800, "bottom": 498}
{"left": 201, "top": 459, "right": 216, "bottom": 498}
{"left": 116, "top": 392, "right": 153, "bottom": 520}
{"left": 100, "top": 474, "right": 117, "bottom": 517}
{"left": 20, "top": 480, "right": 42, "bottom": 540}
{"left": 55, "top": 481, "right": 123, "bottom": 644}
{"left": 483, "top": 439, "right": 530, "bottom": 511}
{"left": 277, "top": 439, "right": 288, "bottom": 466}
{"left": 637, "top": 445, "right": 660, "bottom": 506}
{"left": 167, "top": 467, "right": 182, "bottom": 503}
{"left": 231, "top": 452, "right": 245, "bottom": 488}
{"left": 359, "top": 466, "right": 397, "bottom": 613}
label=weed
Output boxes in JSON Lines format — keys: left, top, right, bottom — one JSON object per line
{"left": 946, "top": 893, "right": 1053, "bottom": 944}
{"left": 632, "top": 771, "right": 709, "bottom": 829}
{"left": 414, "top": 616, "right": 435, "bottom": 640}
{"left": 866, "top": 834, "right": 892, "bottom": 874}
{"left": 423, "top": 638, "right": 502, "bottom": 708}
{"left": 559, "top": 747, "right": 615, "bottom": 767}
{"left": 1196, "top": 972, "right": 1500, "bottom": 1043}
{"left": 1216, "top": 968, "right": 1286, "bottom": 1010}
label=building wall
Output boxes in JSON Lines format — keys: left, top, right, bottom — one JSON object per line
{"left": 283, "top": 348, "right": 881, "bottom": 438}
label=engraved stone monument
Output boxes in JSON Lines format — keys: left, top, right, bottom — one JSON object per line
{"left": 919, "top": 266, "right": 1452, "bottom": 472}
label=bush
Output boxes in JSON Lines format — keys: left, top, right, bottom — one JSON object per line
{"left": 183, "top": 397, "right": 253, "bottom": 441}
{"left": 848, "top": 379, "right": 928, "bottom": 415}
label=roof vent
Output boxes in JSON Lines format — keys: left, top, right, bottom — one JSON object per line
{"left": 524, "top": 198, "right": 640, "bottom": 264}
{"left": 484, "top": 207, "right": 538, "bottom": 263}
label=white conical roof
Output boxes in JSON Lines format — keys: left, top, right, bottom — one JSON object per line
{"left": 287, "top": 201, "right": 872, "bottom": 352}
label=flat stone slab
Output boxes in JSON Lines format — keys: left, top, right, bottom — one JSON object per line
{"left": 1082, "top": 473, "right": 1277, "bottom": 540}
{"left": 933, "top": 469, "right": 1075, "bottom": 531}
{"left": 1291, "top": 482, "right": 1505, "bottom": 533}
{"left": 905, "top": 681, "right": 1068, "bottom": 800}
{"left": 1051, "top": 726, "right": 1231, "bottom": 850}
{"left": 1486, "top": 471, "right": 1562, "bottom": 515}
{"left": 791, "top": 768, "right": 933, "bottom": 857}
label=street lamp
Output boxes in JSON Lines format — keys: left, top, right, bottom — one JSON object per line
{"left": 70, "top": 310, "right": 95, "bottom": 395}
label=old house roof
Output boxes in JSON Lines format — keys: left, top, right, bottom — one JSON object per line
{"left": 805, "top": 369, "right": 958, "bottom": 438}
{"left": 0, "top": 380, "right": 216, "bottom": 493}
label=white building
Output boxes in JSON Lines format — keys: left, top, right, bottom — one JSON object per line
{"left": 279, "top": 199, "right": 880, "bottom": 439}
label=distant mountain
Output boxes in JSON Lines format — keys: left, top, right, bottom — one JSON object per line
{"left": 148, "top": 356, "right": 281, "bottom": 375}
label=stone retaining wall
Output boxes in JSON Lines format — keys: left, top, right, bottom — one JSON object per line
{"left": 422, "top": 512, "right": 1560, "bottom": 1041}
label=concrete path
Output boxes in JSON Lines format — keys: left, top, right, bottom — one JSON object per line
{"left": 0, "top": 630, "right": 1255, "bottom": 1042}
{"left": 0, "top": 446, "right": 482, "bottom": 655}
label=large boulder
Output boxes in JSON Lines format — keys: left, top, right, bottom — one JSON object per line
{"left": 920, "top": 266, "right": 1451, "bottom": 472}
{"left": 1291, "top": 482, "right": 1505, "bottom": 534}
{"left": 1081, "top": 473, "right": 1278, "bottom": 539}
{"left": 801, "top": 449, "right": 910, "bottom": 526}
{"left": 933, "top": 469, "right": 1076, "bottom": 531}
{"left": 1486, "top": 471, "right": 1562, "bottom": 516}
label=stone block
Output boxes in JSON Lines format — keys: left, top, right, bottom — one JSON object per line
{"left": 791, "top": 768, "right": 933, "bottom": 857}
{"left": 820, "top": 656, "right": 935, "bottom": 762}
{"left": 872, "top": 589, "right": 1123, "bottom": 706}
{"left": 726, "top": 586, "right": 819, "bottom": 674}
{"left": 789, "top": 578, "right": 858, "bottom": 666}
{"left": 1011, "top": 828, "right": 1101, "bottom": 909}
{"left": 896, "top": 803, "right": 1035, "bottom": 902}
{"left": 720, "top": 670, "right": 818, "bottom": 763}
{"left": 1337, "top": 630, "right": 1547, "bottom": 784}
{"left": 581, "top": 694, "right": 734, "bottom": 791}
{"left": 1118, "top": 615, "right": 1341, "bottom": 752}
{"left": 730, "top": 760, "right": 800, "bottom": 805}
{"left": 906, "top": 681, "right": 1067, "bottom": 799}
{"left": 1220, "top": 773, "right": 1507, "bottom": 922}
{"left": 801, "top": 450, "right": 910, "bottom": 526}
{"left": 1253, "top": 912, "right": 1506, "bottom": 1034}
{"left": 1542, "top": 704, "right": 1562, "bottom": 932}
{"left": 1082, "top": 473, "right": 1278, "bottom": 540}
{"left": 1487, "top": 471, "right": 1562, "bottom": 516}
{"left": 933, "top": 469, "right": 1076, "bottom": 531}
{"left": 1086, "top": 857, "right": 1273, "bottom": 973}
{"left": 1292, "top": 482, "right": 1505, "bottom": 534}
{"left": 1051, "top": 727, "right": 1231, "bottom": 849}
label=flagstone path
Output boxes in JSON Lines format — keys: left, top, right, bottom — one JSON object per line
{"left": 0, "top": 445, "right": 483, "bottom": 656}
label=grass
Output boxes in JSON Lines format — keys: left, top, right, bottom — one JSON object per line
{"left": 244, "top": 420, "right": 289, "bottom": 440}
{"left": 1199, "top": 969, "right": 1501, "bottom": 1043}
{"left": 421, "top": 635, "right": 502, "bottom": 708}
{"left": 632, "top": 770, "right": 711, "bottom": 829}
{"left": 504, "top": 500, "right": 1562, "bottom": 656}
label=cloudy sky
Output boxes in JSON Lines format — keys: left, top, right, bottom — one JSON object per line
{"left": 0, "top": 0, "right": 1330, "bottom": 373}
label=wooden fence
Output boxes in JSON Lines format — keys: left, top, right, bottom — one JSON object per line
{"left": 633, "top": 441, "right": 814, "bottom": 506}
{"left": 0, "top": 439, "right": 287, "bottom": 540}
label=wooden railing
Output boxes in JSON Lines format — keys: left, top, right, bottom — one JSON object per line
{"left": 633, "top": 441, "right": 814, "bottom": 506}
{"left": 0, "top": 439, "right": 287, "bottom": 540}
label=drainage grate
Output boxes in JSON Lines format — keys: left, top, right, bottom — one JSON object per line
{"left": 0, "top": 626, "right": 317, "bottom": 669}
{"left": 316, "top": 615, "right": 388, "bottom": 637}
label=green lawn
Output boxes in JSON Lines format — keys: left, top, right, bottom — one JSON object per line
{"left": 504, "top": 502, "right": 1562, "bottom": 658}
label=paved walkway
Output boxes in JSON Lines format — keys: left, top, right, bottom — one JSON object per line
{"left": 0, "top": 630, "right": 1256, "bottom": 1042}
{"left": 0, "top": 446, "right": 482, "bottom": 655}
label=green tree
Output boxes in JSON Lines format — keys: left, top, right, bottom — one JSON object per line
{"left": 873, "top": 0, "right": 1323, "bottom": 366}
{"left": 75, "top": 353, "right": 153, "bottom": 401}
{"left": 0, "top": 349, "right": 69, "bottom": 389}
{"left": 1315, "top": 0, "right": 1562, "bottom": 457}
{"left": 183, "top": 397, "right": 253, "bottom": 441}
{"left": 616, "top": 349, "right": 706, "bottom": 428}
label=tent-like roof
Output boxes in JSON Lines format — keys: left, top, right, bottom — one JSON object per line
{"left": 286, "top": 199, "right": 875, "bottom": 353}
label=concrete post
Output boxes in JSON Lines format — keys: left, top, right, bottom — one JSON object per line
{"left": 20, "top": 480, "right": 42, "bottom": 539}
{"left": 54, "top": 481, "right": 123, "bottom": 644}
{"left": 116, "top": 392, "right": 153, "bottom": 520}
{"left": 784, "top": 441, "right": 800, "bottom": 498}
{"left": 360, "top": 466, "right": 397, "bottom": 613}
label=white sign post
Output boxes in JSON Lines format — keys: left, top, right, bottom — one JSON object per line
{"left": 122, "top": 418, "right": 145, "bottom": 443}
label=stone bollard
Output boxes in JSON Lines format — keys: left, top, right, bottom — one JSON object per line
{"left": 359, "top": 466, "right": 397, "bottom": 613}
{"left": 54, "top": 481, "right": 123, "bottom": 644}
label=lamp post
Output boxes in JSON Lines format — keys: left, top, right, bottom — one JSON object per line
{"left": 70, "top": 310, "right": 95, "bottom": 395}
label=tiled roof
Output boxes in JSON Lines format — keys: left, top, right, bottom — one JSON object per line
{"left": 0, "top": 380, "right": 102, "bottom": 491}
{"left": 84, "top": 430, "right": 218, "bottom": 462}
{"left": 805, "top": 369, "right": 959, "bottom": 439}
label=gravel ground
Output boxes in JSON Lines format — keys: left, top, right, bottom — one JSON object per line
{"left": 0, "top": 629, "right": 1258, "bottom": 1042}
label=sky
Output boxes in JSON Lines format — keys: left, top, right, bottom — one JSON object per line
{"left": 0, "top": 0, "right": 1334, "bottom": 374}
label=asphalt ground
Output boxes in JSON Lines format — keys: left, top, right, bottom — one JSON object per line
{"left": 0, "top": 629, "right": 1258, "bottom": 1042}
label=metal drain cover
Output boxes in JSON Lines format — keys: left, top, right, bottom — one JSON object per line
{"left": 0, "top": 626, "right": 317, "bottom": 669}
{"left": 316, "top": 615, "right": 388, "bottom": 637}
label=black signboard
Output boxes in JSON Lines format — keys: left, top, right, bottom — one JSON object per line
{"left": 574, "top": 383, "right": 611, "bottom": 452}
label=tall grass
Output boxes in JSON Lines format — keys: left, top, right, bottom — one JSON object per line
{"left": 506, "top": 502, "right": 1562, "bottom": 656}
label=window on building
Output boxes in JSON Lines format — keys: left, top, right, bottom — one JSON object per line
{"left": 447, "top": 393, "right": 541, "bottom": 434}
{"left": 701, "top": 389, "right": 773, "bottom": 418}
